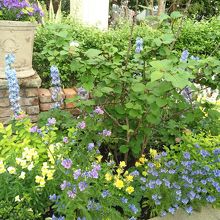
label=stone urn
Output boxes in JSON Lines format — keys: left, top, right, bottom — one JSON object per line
{"left": 0, "top": 20, "right": 36, "bottom": 79}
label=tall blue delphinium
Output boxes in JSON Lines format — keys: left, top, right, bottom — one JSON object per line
{"left": 5, "top": 54, "right": 22, "bottom": 117}
{"left": 135, "top": 37, "right": 143, "bottom": 53}
{"left": 50, "top": 66, "right": 63, "bottom": 108}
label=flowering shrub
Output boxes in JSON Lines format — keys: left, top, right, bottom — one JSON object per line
{"left": 0, "top": 0, "right": 43, "bottom": 22}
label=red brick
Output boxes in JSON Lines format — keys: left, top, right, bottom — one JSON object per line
{"left": 65, "top": 108, "right": 81, "bottom": 115}
{"left": 63, "top": 88, "right": 77, "bottom": 109}
{"left": 40, "top": 103, "right": 53, "bottom": 111}
{"left": 25, "top": 88, "right": 39, "bottom": 97}
{"left": 0, "top": 90, "right": 8, "bottom": 98}
{"left": 38, "top": 88, "right": 52, "bottom": 103}
{"left": 19, "top": 97, "right": 39, "bottom": 106}
{"left": 0, "top": 98, "right": 10, "bottom": 107}
{"left": 19, "top": 89, "right": 26, "bottom": 97}
{"left": 26, "top": 106, "right": 40, "bottom": 115}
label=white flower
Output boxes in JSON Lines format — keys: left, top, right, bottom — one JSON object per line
{"left": 15, "top": 195, "right": 21, "bottom": 202}
{"left": 70, "top": 41, "right": 79, "bottom": 47}
{"left": 7, "top": 166, "right": 16, "bottom": 174}
{"left": 27, "top": 162, "right": 34, "bottom": 171}
{"left": 19, "top": 171, "right": 26, "bottom": 179}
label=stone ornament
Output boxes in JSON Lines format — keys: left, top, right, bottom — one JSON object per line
{"left": 0, "top": 21, "right": 36, "bottom": 79}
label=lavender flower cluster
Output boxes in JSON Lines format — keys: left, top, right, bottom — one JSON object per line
{"left": 5, "top": 54, "right": 22, "bottom": 117}
{"left": 50, "top": 66, "right": 63, "bottom": 108}
{"left": 0, "top": 0, "right": 43, "bottom": 22}
{"left": 141, "top": 145, "right": 220, "bottom": 217}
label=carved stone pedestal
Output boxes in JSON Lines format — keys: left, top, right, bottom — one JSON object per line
{"left": 0, "top": 73, "right": 41, "bottom": 124}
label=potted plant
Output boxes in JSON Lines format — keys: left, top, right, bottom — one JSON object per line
{"left": 0, "top": 0, "right": 44, "bottom": 78}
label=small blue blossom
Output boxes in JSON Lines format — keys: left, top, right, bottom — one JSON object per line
{"left": 129, "top": 204, "right": 138, "bottom": 214}
{"left": 180, "top": 50, "right": 189, "bottom": 62}
{"left": 183, "top": 152, "right": 191, "bottom": 159}
{"left": 200, "top": 149, "right": 210, "bottom": 157}
{"left": 206, "top": 196, "right": 216, "bottom": 203}
{"left": 168, "top": 207, "right": 175, "bottom": 215}
{"left": 135, "top": 37, "right": 143, "bottom": 53}
{"left": 185, "top": 206, "right": 193, "bottom": 214}
{"left": 101, "top": 190, "right": 110, "bottom": 198}
{"left": 121, "top": 197, "right": 128, "bottom": 203}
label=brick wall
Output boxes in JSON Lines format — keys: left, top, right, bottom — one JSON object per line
{"left": 0, "top": 87, "right": 78, "bottom": 124}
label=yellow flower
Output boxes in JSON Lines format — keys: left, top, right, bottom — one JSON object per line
{"left": 0, "top": 160, "right": 6, "bottom": 174}
{"left": 150, "top": 148, "right": 157, "bottom": 158}
{"left": 135, "top": 161, "right": 141, "bottom": 167}
{"left": 105, "top": 173, "right": 113, "bottom": 181}
{"left": 126, "top": 186, "right": 134, "bottom": 194}
{"left": 139, "top": 157, "right": 147, "bottom": 164}
{"left": 7, "top": 166, "right": 16, "bottom": 174}
{"left": 114, "top": 178, "right": 124, "bottom": 189}
{"left": 142, "top": 171, "right": 147, "bottom": 176}
{"left": 154, "top": 161, "right": 161, "bottom": 168}
{"left": 46, "top": 169, "right": 55, "bottom": 180}
{"left": 96, "top": 155, "right": 103, "bottom": 163}
{"left": 35, "top": 175, "right": 46, "bottom": 187}
{"left": 16, "top": 158, "right": 27, "bottom": 168}
{"left": 19, "top": 171, "right": 26, "bottom": 179}
{"left": 123, "top": 171, "right": 128, "bottom": 176}
{"left": 116, "top": 168, "right": 123, "bottom": 175}
{"left": 119, "top": 161, "right": 126, "bottom": 168}
{"left": 22, "top": 148, "right": 38, "bottom": 161}
{"left": 126, "top": 175, "right": 134, "bottom": 182}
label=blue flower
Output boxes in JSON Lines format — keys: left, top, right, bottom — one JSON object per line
{"left": 213, "top": 169, "right": 220, "bottom": 177}
{"left": 213, "top": 148, "right": 220, "bottom": 155}
{"left": 168, "top": 207, "right": 175, "bottom": 215}
{"left": 121, "top": 197, "right": 128, "bottom": 203}
{"left": 78, "top": 181, "right": 88, "bottom": 191}
{"left": 49, "top": 194, "right": 57, "bottom": 201}
{"left": 5, "top": 54, "right": 22, "bottom": 116}
{"left": 206, "top": 196, "right": 216, "bottom": 203}
{"left": 200, "top": 149, "right": 210, "bottom": 157}
{"left": 181, "top": 198, "right": 189, "bottom": 205}
{"left": 180, "top": 50, "right": 189, "bottom": 62}
{"left": 183, "top": 152, "right": 191, "bottom": 159}
{"left": 129, "top": 204, "right": 138, "bottom": 214}
{"left": 185, "top": 206, "right": 193, "bottom": 214}
{"left": 87, "top": 143, "right": 95, "bottom": 151}
{"left": 160, "top": 211, "right": 167, "bottom": 217}
{"left": 50, "top": 66, "right": 63, "bottom": 108}
{"left": 135, "top": 37, "right": 143, "bottom": 53}
{"left": 101, "top": 190, "right": 110, "bottom": 198}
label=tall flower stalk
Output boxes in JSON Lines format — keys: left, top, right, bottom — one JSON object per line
{"left": 50, "top": 66, "right": 63, "bottom": 108}
{"left": 5, "top": 54, "right": 22, "bottom": 117}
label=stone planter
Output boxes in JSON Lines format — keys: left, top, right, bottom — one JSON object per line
{"left": 0, "top": 20, "right": 36, "bottom": 79}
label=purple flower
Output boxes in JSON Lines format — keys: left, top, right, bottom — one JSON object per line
{"left": 87, "top": 143, "right": 95, "bottom": 151}
{"left": 30, "top": 126, "right": 38, "bottom": 133}
{"left": 47, "top": 117, "right": 56, "bottom": 126}
{"left": 94, "top": 106, "right": 104, "bottom": 115}
{"left": 73, "top": 169, "right": 81, "bottom": 180}
{"left": 61, "top": 159, "right": 72, "bottom": 169}
{"left": 168, "top": 207, "right": 175, "bottom": 215}
{"left": 185, "top": 206, "right": 193, "bottom": 214}
{"left": 161, "top": 151, "right": 167, "bottom": 157}
{"left": 77, "top": 121, "right": 86, "bottom": 129}
{"left": 130, "top": 170, "right": 139, "bottom": 176}
{"left": 60, "top": 180, "right": 71, "bottom": 190}
{"left": 77, "top": 87, "right": 89, "bottom": 100}
{"left": 92, "top": 163, "right": 101, "bottom": 171}
{"left": 206, "top": 196, "right": 216, "bottom": 203}
{"left": 88, "top": 169, "right": 99, "bottom": 179}
{"left": 63, "top": 137, "right": 68, "bottom": 143}
{"left": 129, "top": 204, "right": 138, "bottom": 214}
{"left": 102, "top": 129, "right": 111, "bottom": 137}
{"left": 78, "top": 181, "right": 88, "bottom": 191}
{"left": 67, "top": 190, "right": 76, "bottom": 199}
